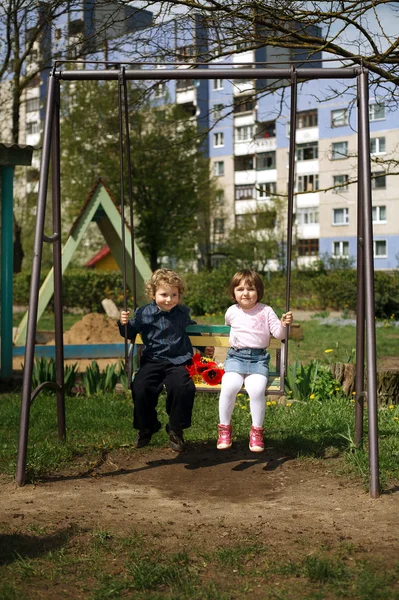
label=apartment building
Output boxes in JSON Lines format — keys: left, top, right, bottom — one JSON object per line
{"left": 13, "top": 5, "right": 399, "bottom": 271}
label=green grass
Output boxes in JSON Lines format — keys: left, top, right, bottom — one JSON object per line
{"left": 0, "top": 525, "right": 398, "bottom": 599}
{"left": 12, "top": 310, "right": 85, "bottom": 331}
{"left": 1, "top": 390, "right": 398, "bottom": 487}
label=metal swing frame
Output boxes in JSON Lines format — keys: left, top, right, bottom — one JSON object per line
{"left": 16, "top": 63, "right": 379, "bottom": 498}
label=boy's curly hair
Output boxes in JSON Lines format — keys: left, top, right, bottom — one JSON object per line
{"left": 145, "top": 268, "right": 186, "bottom": 300}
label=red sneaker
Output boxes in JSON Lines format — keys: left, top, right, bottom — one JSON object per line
{"left": 249, "top": 426, "right": 264, "bottom": 452}
{"left": 217, "top": 424, "right": 232, "bottom": 449}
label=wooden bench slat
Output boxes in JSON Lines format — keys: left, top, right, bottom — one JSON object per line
{"left": 132, "top": 325, "right": 285, "bottom": 395}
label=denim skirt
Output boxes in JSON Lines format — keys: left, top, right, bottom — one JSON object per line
{"left": 224, "top": 347, "right": 270, "bottom": 377}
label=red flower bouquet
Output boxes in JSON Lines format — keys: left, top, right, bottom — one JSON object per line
{"left": 186, "top": 353, "right": 224, "bottom": 386}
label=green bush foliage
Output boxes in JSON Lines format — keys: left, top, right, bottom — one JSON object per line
{"left": 13, "top": 266, "right": 399, "bottom": 319}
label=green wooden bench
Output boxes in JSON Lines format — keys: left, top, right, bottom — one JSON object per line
{"left": 131, "top": 324, "right": 285, "bottom": 395}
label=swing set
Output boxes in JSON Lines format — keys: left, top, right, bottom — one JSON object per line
{"left": 16, "top": 61, "right": 380, "bottom": 498}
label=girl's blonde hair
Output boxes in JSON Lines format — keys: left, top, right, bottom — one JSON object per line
{"left": 228, "top": 269, "right": 264, "bottom": 302}
{"left": 145, "top": 268, "right": 186, "bottom": 300}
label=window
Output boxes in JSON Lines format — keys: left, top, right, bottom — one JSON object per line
{"left": 258, "top": 182, "right": 277, "bottom": 198}
{"left": 235, "top": 125, "right": 254, "bottom": 142}
{"left": 234, "top": 155, "right": 254, "bottom": 171}
{"left": 213, "top": 104, "right": 223, "bottom": 120}
{"left": 255, "top": 121, "right": 276, "bottom": 139}
{"left": 26, "top": 97, "right": 40, "bottom": 112}
{"left": 333, "top": 208, "right": 349, "bottom": 225}
{"left": 297, "top": 174, "right": 319, "bottom": 192}
{"left": 333, "top": 174, "right": 349, "bottom": 192}
{"left": 331, "top": 108, "right": 349, "bottom": 127}
{"left": 233, "top": 95, "right": 255, "bottom": 114}
{"left": 213, "top": 218, "right": 225, "bottom": 234}
{"left": 370, "top": 137, "right": 386, "bottom": 154}
{"left": 256, "top": 210, "right": 277, "bottom": 229}
{"left": 296, "top": 208, "right": 319, "bottom": 224}
{"left": 297, "top": 110, "right": 318, "bottom": 128}
{"left": 213, "top": 161, "right": 224, "bottom": 176}
{"left": 331, "top": 141, "right": 348, "bottom": 160}
{"left": 235, "top": 185, "right": 255, "bottom": 200}
{"left": 176, "top": 45, "right": 196, "bottom": 61}
{"left": 372, "top": 171, "right": 386, "bottom": 189}
{"left": 213, "top": 132, "right": 224, "bottom": 147}
{"left": 213, "top": 79, "right": 223, "bottom": 90}
{"left": 235, "top": 215, "right": 248, "bottom": 228}
{"left": 215, "top": 190, "right": 225, "bottom": 205}
{"left": 372, "top": 205, "right": 386, "bottom": 223}
{"left": 154, "top": 82, "right": 166, "bottom": 98}
{"left": 257, "top": 152, "right": 276, "bottom": 170}
{"left": 369, "top": 103, "right": 385, "bottom": 121}
{"left": 333, "top": 241, "right": 349, "bottom": 257}
{"left": 176, "top": 79, "right": 193, "bottom": 91}
{"left": 297, "top": 239, "right": 319, "bottom": 256}
{"left": 26, "top": 121, "right": 40, "bottom": 135}
{"left": 374, "top": 240, "right": 387, "bottom": 257}
{"left": 297, "top": 142, "right": 318, "bottom": 161}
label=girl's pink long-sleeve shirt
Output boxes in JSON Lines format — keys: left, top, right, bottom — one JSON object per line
{"left": 225, "top": 303, "right": 286, "bottom": 350}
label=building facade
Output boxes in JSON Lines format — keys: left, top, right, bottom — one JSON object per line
{"left": 11, "top": 4, "right": 399, "bottom": 271}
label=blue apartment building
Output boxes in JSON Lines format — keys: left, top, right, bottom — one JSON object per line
{"left": 22, "top": 4, "right": 399, "bottom": 270}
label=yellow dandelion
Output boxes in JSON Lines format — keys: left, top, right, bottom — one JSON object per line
{"left": 266, "top": 401, "right": 272, "bottom": 406}
{"left": 324, "top": 349, "right": 334, "bottom": 354}
{"left": 286, "top": 402, "right": 292, "bottom": 407}
{"left": 271, "top": 400, "right": 277, "bottom": 405}
{"left": 393, "top": 417, "right": 399, "bottom": 421}
{"left": 350, "top": 399, "right": 355, "bottom": 403}
{"left": 237, "top": 393, "right": 244, "bottom": 397}
{"left": 241, "top": 405, "right": 247, "bottom": 410}
{"left": 352, "top": 391, "right": 356, "bottom": 395}
{"left": 389, "top": 405, "right": 395, "bottom": 410}
{"left": 309, "top": 393, "right": 315, "bottom": 399}
{"left": 329, "top": 390, "right": 333, "bottom": 395}
{"left": 335, "top": 387, "right": 340, "bottom": 391}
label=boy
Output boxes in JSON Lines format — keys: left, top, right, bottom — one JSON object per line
{"left": 119, "top": 268, "right": 213, "bottom": 452}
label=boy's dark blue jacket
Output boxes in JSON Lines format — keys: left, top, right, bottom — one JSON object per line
{"left": 118, "top": 301, "right": 200, "bottom": 365}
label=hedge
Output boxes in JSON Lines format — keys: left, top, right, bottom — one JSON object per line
{"left": 13, "top": 267, "right": 399, "bottom": 319}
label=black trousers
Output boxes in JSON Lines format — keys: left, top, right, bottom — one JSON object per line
{"left": 131, "top": 357, "right": 195, "bottom": 433}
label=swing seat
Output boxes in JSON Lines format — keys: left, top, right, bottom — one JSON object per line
{"left": 129, "top": 324, "right": 286, "bottom": 395}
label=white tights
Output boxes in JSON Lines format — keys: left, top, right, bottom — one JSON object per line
{"left": 219, "top": 371, "right": 267, "bottom": 428}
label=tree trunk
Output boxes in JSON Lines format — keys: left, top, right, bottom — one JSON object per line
{"left": 330, "top": 363, "right": 399, "bottom": 405}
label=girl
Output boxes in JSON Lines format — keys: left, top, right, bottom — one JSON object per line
{"left": 217, "top": 269, "right": 293, "bottom": 452}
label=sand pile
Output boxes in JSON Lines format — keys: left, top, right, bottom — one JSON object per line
{"left": 48, "top": 313, "right": 122, "bottom": 345}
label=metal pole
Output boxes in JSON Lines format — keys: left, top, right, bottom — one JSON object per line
{"left": 123, "top": 74, "right": 138, "bottom": 312}
{"left": 358, "top": 69, "right": 380, "bottom": 498}
{"left": 15, "top": 72, "right": 57, "bottom": 486}
{"left": 0, "top": 165, "right": 14, "bottom": 379}
{"left": 285, "top": 68, "right": 297, "bottom": 372}
{"left": 355, "top": 75, "right": 365, "bottom": 447}
{"left": 58, "top": 67, "right": 359, "bottom": 82}
{"left": 118, "top": 68, "right": 129, "bottom": 365}
{"left": 51, "top": 77, "right": 66, "bottom": 441}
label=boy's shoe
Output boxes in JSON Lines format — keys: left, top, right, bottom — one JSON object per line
{"left": 133, "top": 429, "right": 152, "bottom": 448}
{"left": 217, "top": 424, "right": 232, "bottom": 450}
{"left": 166, "top": 423, "right": 185, "bottom": 452}
{"left": 133, "top": 421, "right": 162, "bottom": 448}
{"left": 249, "top": 426, "right": 264, "bottom": 452}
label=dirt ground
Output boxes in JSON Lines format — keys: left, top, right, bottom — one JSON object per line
{"left": 1, "top": 443, "right": 398, "bottom": 566}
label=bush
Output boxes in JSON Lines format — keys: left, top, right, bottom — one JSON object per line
{"left": 13, "top": 266, "right": 399, "bottom": 319}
